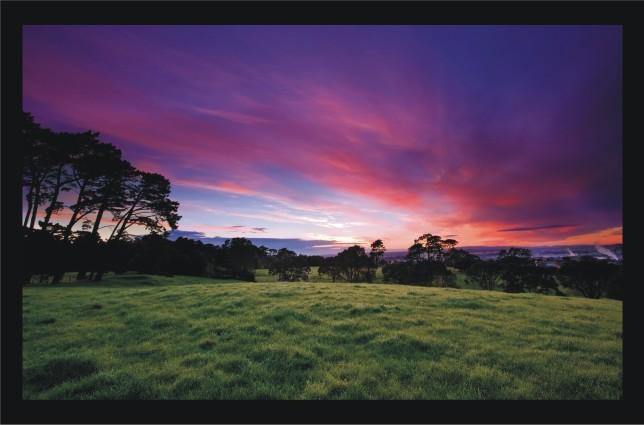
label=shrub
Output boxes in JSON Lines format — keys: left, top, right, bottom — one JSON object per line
{"left": 558, "top": 256, "right": 621, "bottom": 299}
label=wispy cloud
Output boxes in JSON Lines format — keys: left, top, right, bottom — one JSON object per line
{"left": 23, "top": 26, "right": 622, "bottom": 248}
{"left": 498, "top": 224, "right": 578, "bottom": 232}
{"left": 194, "top": 107, "right": 271, "bottom": 126}
{"left": 168, "top": 230, "right": 356, "bottom": 254}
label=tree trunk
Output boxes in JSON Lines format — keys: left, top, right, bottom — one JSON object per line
{"left": 63, "top": 183, "right": 87, "bottom": 240}
{"left": 42, "top": 165, "right": 64, "bottom": 228}
{"left": 112, "top": 201, "right": 139, "bottom": 241}
{"left": 110, "top": 191, "right": 143, "bottom": 242}
{"left": 108, "top": 213, "right": 128, "bottom": 241}
{"left": 29, "top": 187, "right": 41, "bottom": 229}
{"left": 23, "top": 183, "right": 34, "bottom": 227}
{"left": 91, "top": 203, "right": 107, "bottom": 238}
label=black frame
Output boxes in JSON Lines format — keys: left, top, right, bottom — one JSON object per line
{"left": 2, "top": 1, "right": 641, "bottom": 423}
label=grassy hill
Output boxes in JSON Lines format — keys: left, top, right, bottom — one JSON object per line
{"left": 22, "top": 273, "right": 622, "bottom": 399}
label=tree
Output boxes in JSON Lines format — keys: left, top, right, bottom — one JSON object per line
{"left": 305, "top": 255, "right": 325, "bottom": 267}
{"left": 221, "top": 238, "right": 259, "bottom": 281}
{"left": 334, "top": 245, "right": 374, "bottom": 282}
{"left": 318, "top": 257, "right": 342, "bottom": 282}
{"left": 606, "top": 263, "right": 623, "bottom": 300}
{"left": 442, "top": 238, "right": 458, "bottom": 251}
{"left": 465, "top": 260, "right": 501, "bottom": 290}
{"left": 497, "top": 248, "right": 534, "bottom": 292}
{"left": 255, "top": 245, "right": 274, "bottom": 269}
{"left": 369, "top": 239, "right": 386, "bottom": 267}
{"left": 94, "top": 168, "right": 179, "bottom": 282}
{"left": 444, "top": 248, "right": 480, "bottom": 270}
{"left": 22, "top": 112, "right": 57, "bottom": 230}
{"left": 39, "top": 132, "right": 85, "bottom": 230}
{"left": 128, "top": 233, "right": 177, "bottom": 276}
{"left": 558, "top": 256, "right": 620, "bottom": 299}
{"left": 88, "top": 159, "right": 136, "bottom": 240}
{"left": 23, "top": 228, "right": 66, "bottom": 284}
{"left": 522, "top": 265, "right": 561, "bottom": 295}
{"left": 109, "top": 171, "right": 181, "bottom": 242}
{"left": 368, "top": 239, "right": 386, "bottom": 282}
{"left": 268, "top": 248, "right": 310, "bottom": 281}
{"left": 385, "top": 233, "right": 459, "bottom": 286}
{"left": 369, "top": 239, "right": 386, "bottom": 266}
{"left": 382, "top": 260, "right": 455, "bottom": 287}
{"left": 415, "top": 233, "right": 444, "bottom": 261}
{"left": 62, "top": 136, "right": 124, "bottom": 241}
{"left": 22, "top": 112, "right": 185, "bottom": 284}
{"left": 405, "top": 242, "right": 424, "bottom": 263}
{"left": 412, "top": 233, "right": 459, "bottom": 262}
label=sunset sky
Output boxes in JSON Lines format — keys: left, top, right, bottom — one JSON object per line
{"left": 23, "top": 25, "right": 622, "bottom": 253}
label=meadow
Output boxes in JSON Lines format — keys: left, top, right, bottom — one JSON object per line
{"left": 22, "top": 271, "right": 622, "bottom": 399}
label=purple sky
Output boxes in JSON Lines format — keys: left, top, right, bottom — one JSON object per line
{"left": 23, "top": 25, "right": 622, "bottom": 253}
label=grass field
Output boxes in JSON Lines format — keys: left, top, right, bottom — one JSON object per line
{"left": 23, "top": 272, "right": 622, "bottom": 399}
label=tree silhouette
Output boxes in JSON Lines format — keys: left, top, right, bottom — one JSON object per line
{"left": 318, "top": 257, "right": 342, "bottom": 282}
{"left": 268, "top": 248, "right": 310, "bottom": 281}
{"left": 369, "top": 239, "right": 386, "bottom": 267}
{"left": 88, "top": 159, "right": 135, "bottom": 240}
{"left": 221, "top": 238, "right": 260, "bottom": 281}
{"left": 39, "top": 132, "right": 83, "bottom": 229}
{"left": 444, "top": 248, "right": 479, "bottom": 270}
{"left": 335, "top": 245, "right": 373, "bottom": 282}
{"left": 465, "top": 260, "right": 501, "bottom": 290}
{"left": 63, "top": 135, "right": 124, "bottom": 241}
{"left": 384, "top": 233, "right": 458, "bottom": 286}
{"left": 558, "top": 256, "right": 620, "bottom": 298}
{"left": 496, "top": 248, "right": 534, "bottom": 292}
{"left": 414, "top": 233, "right": 458, "bottom": 262}
{"left": 109, "top": 171, "right": 180, "bottom": 242}
{"left": 22, "top": 112, "right": 182, "bottom": 283}
{"left": 22, "top": 112, "right": 57, "bottom": 230}
{"left": 405, "top": 242, "right": 424, "bottom": 263}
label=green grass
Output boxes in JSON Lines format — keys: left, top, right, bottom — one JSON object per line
{"left": 255, "top": 266, "right": 385, "bottom": 283}
{"left": 23, "top": 273, "right": 622, "bottom": 399}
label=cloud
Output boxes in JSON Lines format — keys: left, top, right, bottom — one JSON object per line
{"left": 168, "top": 230, "right": 354, "bottom": 255}
{"left": 178, "top": 224, "right": 270, "bottom": 234}
{"left": 497, "top": 224, "right": 578, "bottom": 233}
{"left": 168, "top": 230, "right": 207, "bottom": 239}
{"left": 23, "top": 26, "right": 622, "bottom": 248}
{"left": 194, "top": 107, "right": 271, "bottom": 126}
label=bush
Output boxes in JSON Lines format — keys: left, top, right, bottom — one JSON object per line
{"left": 465, "top": 260, "right": 501, "bottom": 290}
{"left": 268, "top": 248, "right": 310, "bottom": 281}
{"left": 558, "top": 256, "right": 620, "bottom": 299}
{"left": 383, "top": 260, "right": 455, "bottom": 287}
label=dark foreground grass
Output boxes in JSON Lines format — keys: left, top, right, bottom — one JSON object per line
{"left": 23, "top": 273, "right": 622, "bottom": 399}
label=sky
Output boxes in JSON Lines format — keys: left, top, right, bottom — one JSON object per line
{"left": 23, "top": 25, "right": 623, "bottom": 254}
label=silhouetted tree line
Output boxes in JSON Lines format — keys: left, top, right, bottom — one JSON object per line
{"left": 371, "top": 233, "right": 622, "bottom": 300}
{"left": 22, "top": 112, "right": 183, "bottom": 283}
{"left": 462, "top": 248, "right": 622, "bottom": 299}
{"left": 317, "top": 240, "right": 386, "bottom": 283}
{"left": 381, "top": 234, "right": 458, "bottom": 287}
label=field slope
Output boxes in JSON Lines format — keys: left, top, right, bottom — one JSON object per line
{"left": 23, "top": 274, "right": 622, "bottom": 399}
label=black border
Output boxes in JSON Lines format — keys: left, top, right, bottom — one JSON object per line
{"left": 2, "top": 1, "right": 642, "bottom": 424}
